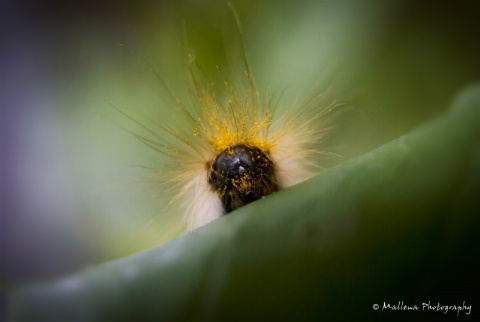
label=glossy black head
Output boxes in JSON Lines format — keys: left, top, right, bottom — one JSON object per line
{"left": 209, "top": 145, "right": 279, "bottom": 213}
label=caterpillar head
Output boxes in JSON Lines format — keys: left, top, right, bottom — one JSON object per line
{"left": 208, "top": 145, "right": 279, "bottom": 213}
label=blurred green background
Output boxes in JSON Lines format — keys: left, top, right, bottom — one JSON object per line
{"left": 1, "top": 0, "right": 479, "bottom": 287}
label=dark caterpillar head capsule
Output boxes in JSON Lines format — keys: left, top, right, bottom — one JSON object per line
{"left": 208, "top": 145, "right": 279, "bottom": 213}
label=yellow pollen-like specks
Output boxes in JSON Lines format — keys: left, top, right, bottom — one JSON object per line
{"left": 235, "top": 174, "right": 255, "bottom": 193}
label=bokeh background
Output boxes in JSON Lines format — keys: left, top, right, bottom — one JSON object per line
{"left": 1, "top": 1, "right": 479, "bottom": 314}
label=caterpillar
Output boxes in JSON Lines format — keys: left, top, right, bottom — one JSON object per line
{"left": 118, "top": 7, "right": 338, "bottom": 233}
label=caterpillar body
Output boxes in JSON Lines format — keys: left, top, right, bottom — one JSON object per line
{"left": 121, "top": 10, "right": 337, "bottom": 232}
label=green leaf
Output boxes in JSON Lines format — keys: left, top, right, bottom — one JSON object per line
{"left": 8, "top": 84, "right": 480, "bottom": 321}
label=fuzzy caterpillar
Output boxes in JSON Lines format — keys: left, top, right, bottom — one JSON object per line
{"left": 120, "top": 8, "right": 337, "bottom": 232}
